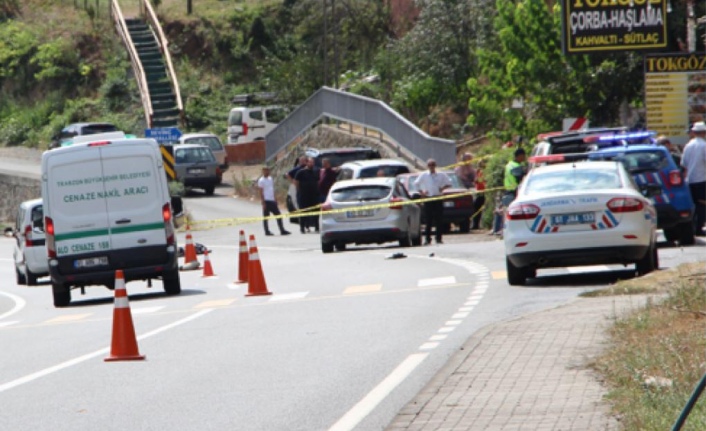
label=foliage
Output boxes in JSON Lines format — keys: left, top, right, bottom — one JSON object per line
{"left": 31, "top": 39, "right": 78, "bottom": 83}
{"left": 467, "top": 0, "right": 643, "bottom": 137}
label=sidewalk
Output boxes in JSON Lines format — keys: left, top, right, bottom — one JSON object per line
{"left": 387, "top": 295, "right": 649, "bottom": 431}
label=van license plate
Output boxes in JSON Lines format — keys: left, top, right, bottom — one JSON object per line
{"left": 188, "top": 168, "right": 205, "bottom": 174}
{"left": 74, "top": 256, "right": 109, "bottom": 268}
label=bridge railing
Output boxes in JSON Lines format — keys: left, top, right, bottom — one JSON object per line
{"left": 265, "top": 87, "right": 456, "bottom": 166}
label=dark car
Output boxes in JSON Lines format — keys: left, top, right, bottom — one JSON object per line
{"left": 50, "top": 122, "right": 121, "bottom": 149}
{"left": 174, "top": 144, "right": 221, "bottom": 195}
{"left": 304, "top": 146, "right": 381, "bottom": 169}
{"left": 398, "top": 171, "right": 474, "bottom": 233}
{"left": 589, "top": 144, "right": 695, "bottom": 245}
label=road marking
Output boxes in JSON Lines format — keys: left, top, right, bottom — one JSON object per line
{"left": 438, "top": 326, "right": 456, "bottom": 333}
{"left": 269, "top": 292, "right": 309, "bottom": 301}
{"left": 328, "top": 353, "right": 429, "bottom": 431}
{"left": 465, "top": 300, "right": 480, "bottom": 306}
{"left": 417, "top": 276, "right": 456, "bottom": 287}
{"left": 227, "top": 282, "right": 244, "bottom": 290}
{"left": 0, "top": 309, "right": 213, "bottom": 394}
{"left": 491, "top": 271, "right": 506, "bottom": 280}
{"left": 45, "top": 314, "right": 92, "bottom": 323}
{"left": 445, "top": 320, "right": 462, "bottom": 326}
{"left": 567, "top": 265, "right": 610, "bottom": 274}
{"left": 451, "top": 312, "right": 470, "bottom": 319}
{"left": 195, "top": 299, "right": 236, "bottom": 308}
{"left": 131, "top": 306, "right": 165, "bottom": 315}
{"left": 429, "top": 334, "right": 447, "bottom": 341}
{"left": 419, "top": 342, "right": 439, "bottom": 350}
{"left": 458, "top": 307, "right": 474, "bottom": 312}
{"left": 0, "top": 291, "right": 26, "bottom": 321}
{"left": 0, "top": 321, "right": 19, "bottom": 328}
{"left": 343, "top": 284, "right": 382, "bottom": 295}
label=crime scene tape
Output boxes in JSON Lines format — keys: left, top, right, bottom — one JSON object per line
{"left": 185, "top": 186, "right": 506, "bottom": 231}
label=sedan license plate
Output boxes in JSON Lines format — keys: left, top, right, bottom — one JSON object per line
{"left": 551, "top": 212, "right": 595, "bottom": 225}
{"left": 346, "top": 209, "right": 374, "bottom": 218}
{"left": 443, "top": 201, "right": 455, "bottom": 208}
{"left": 74, "top": 256, "right": 109, "bottom": 269}
{"left": 188, "top": 168, "right": 206, "bottom": 174}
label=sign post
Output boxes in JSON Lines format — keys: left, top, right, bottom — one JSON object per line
{"left": 145, "top": 128, "right": 182, "bottom": 181}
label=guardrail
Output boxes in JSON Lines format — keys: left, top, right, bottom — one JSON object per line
{"left": 141, "top": 0, "right": 184, "bottom": 126}
{"left": 265, "top": 87, "right": 457, "bottom": 166}
{"left": 110, "top": 0, "right": 153, "bottom": 127}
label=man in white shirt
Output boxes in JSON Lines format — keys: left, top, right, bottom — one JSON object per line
{"left": 681, "top": 121, "right": 706, "bottom": 236}
{"left": 257, "top": 166, "right": 291, "bottom": 236}
{"left": 414, "top": 159, "right": 452, "bottom": 244}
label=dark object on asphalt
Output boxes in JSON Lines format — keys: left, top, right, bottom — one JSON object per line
{"left": 386, "top": 252, "right": 407, "bottom": 259}
{"left": 178, "top": 242, "right": 210, "bottom": 257}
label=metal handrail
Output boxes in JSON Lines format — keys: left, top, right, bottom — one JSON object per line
{"left": 111, "top": 0, "right": 153, "bottom": 127}
{"left": 142, "top": 0, "right": 184, "bottom": 125}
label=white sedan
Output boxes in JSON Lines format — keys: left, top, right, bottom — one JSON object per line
{"left": 504, "top": 160, "right": 658, "bottom": 285}
{"left": 320, "top": 177, "right": 422, "bottom": 253}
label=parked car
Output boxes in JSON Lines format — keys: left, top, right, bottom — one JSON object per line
{"left": 529, "top": 127, "right": 633, "bottom": 166}
{"left": 588, "top": 144, "right": 695, "bottom": 245}
{"left": 504, "top": 160, "right": 658, "bottom": 286}
{"left": 320, "top": 177, "right": 422, "bottom": 252}
{"left": 398, "top": 171, "right": 474, "bottom": 233}
{"left": 174, "top": 144, "right": 221, "bottom": 195}
{"left": 336, "top": 159, "right": 412, "bottom": 181}
{"left": 179, "top": 133, "right": 229, "bottom": 172}
{"left": 49, "top": 122, "right": 121, "bottom": 149}
{"left": 12, "top": 198, "right": 49, "bottom": 286}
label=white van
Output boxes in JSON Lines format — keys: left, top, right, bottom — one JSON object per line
{"left": 41, "top": 138, "right": 181, "bottom": 307}
{"left": 227, "top": 105, "right": 288, "bottom": 144}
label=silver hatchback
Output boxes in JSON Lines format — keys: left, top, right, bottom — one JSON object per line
{"left": 174, "top": 144, "right": 221, "bottom": 195}
{"left": 320, "top": 177, "right": 422, "bottom": 253}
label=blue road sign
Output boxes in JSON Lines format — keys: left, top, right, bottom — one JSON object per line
{"left": 145, "top": 127, "right": 182, "bottom": 143}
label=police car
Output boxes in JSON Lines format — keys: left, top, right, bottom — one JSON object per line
{"left": 504, "top": 159, "right": 658, "bottom": 286}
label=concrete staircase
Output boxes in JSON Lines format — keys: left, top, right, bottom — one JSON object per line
{"left": 125, "top": 18, "right": 180, "bottom": 128}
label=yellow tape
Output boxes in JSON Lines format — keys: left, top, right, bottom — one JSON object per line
{"left": 185, "top": 186, "right": 506, "bottom": 231}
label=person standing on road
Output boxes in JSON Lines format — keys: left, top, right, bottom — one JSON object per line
{"left": 656, "top": 135, "right": 681, "bottom": 167}
{"left": 472, "top": 160, "right": 486, "bottom": 230}
{"left": 257, "top": 167, "right": 290, "bottom": 236}
{"left": 503, "top": 148, "right": 527, "bottom": 208}
{"left": 681, "top": 122, "right": 706, "bottom": 236}
{"left": 455, "top": 152, "right": 476, "bottom": 189}
{"left": 294, "top": 157, "right": 320, "bottom": 233}
{"left": 318, "top": 158, "right": 338, "bottom": 203}
{"left": 415, "top": 158, "right": 452, "bottom": 245}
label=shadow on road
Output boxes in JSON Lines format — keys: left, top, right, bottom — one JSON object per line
{"left": 65, "top": 288, "right": 207, "bottom": 308}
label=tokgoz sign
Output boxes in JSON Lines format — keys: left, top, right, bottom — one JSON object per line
{"left": 561, "top": 0, "right": 667, "bottom": 54}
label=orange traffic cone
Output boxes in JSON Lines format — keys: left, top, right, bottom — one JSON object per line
{"left": 181, "top": 223, "right": 200, "bottom": 270}
{"left": 235, "top": 230, "right": 248, "bottom": 283}
{"left": 245, "top": 235, "right": 272, "bottom": 297}
{"left": 202, "top": 249, "right": 215, "bottom": 277}
{"left": 105, "top": 270, "right": 145, "bottom": 362}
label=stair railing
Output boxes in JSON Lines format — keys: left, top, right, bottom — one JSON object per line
{"left": 110, "top": 0, "right": 153, "bottom": 128}
{"left": 141, "top": 0, "right": 184, "bottom": 127}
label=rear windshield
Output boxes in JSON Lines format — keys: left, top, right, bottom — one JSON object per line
{"left": 175, "top": 147, "right": 215, "bottom": 164}
{"left": 228, "top": 110, "right": 243, "bottom": 126}
{"left": 184, "top": 136, "right": 223, "bottom": 151}
{"left": 359, "top": 165, "right": 409, "bottom": 178}
{"left": 593, "top": 150, "right": 669, "bottom": 173}
{"left": 525, "top": 168, "right": 622, "bottom": 194}
{"left": 332, "top": 185, "right": 391, "bottom": 202}
{"left": 81, "top": 124, "right": 118, "bottom": 135}
{"left": 314, "top": 151, "right": 381, "bottom": 168}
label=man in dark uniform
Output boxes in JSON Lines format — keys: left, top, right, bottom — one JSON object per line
{"left": 294, "top": 157, "right": 320, "bottom": 233}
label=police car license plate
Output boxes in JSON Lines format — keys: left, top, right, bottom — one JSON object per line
{"left": 346, "top": 209, "right": 374, "bottom": 218}
{"left": 74, "top": 256, "right": 109, "bottom": 268}
{"left": 551, "top": 212, "right": 595, "bottom": 225}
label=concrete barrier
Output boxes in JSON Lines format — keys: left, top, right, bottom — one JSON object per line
{"left": 0, "top": 172, "right": 41, "bottom": 223}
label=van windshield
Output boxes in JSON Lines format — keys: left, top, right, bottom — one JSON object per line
{"left": 228, "top": 111, "right": 243, "bottom": 126}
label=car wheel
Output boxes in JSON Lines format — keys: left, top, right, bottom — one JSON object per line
{"left": 442, "top": 223, "right": 452, "bottom": 234}
{"left": 506, "top": 257, "right": 527, "bottom": 286}
{"left": 52, "top": 282, "right": 71, "bottom": 307}
{"left": 204, "top": 185, "right": 216, "bottom": 196}
{"left": 636, "top": 243, "right": 655, "bottom": 276}
{"left": 412, "top": 224, "right": 422, "bottom": 246}
{"left": 663, "top": 226, "right": 679, "bottom": 243}
{"left": 16, "top": 266, "right": 26, "bottom": 285}
{"left": 26, "top": 267, "right": 39, "bottom": 286}
{"left": 334, "top": 242, "right": 347, "bottom": 252}
{"left": 321, "top": 242, "right": 334, "bottom": 254}
{"left": 163, "top": 268, "right": 182, "bottom": 295}
{"left": 399, "top": 228, "right": 412, "bottom": 248}
{"left": 459, "top": 219, "right": 471, "bottom": 233}
{"left": 678, "top": 221, "right": 695, "bottom": 245}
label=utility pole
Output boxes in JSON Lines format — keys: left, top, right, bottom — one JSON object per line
{"left": 323, "top": 0, "right": 328, "bottom": 86}
{"left": 333, "top": 0, "right": 339, "bottom": 89}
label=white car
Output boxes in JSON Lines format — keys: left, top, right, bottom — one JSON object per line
{"left": 320, "top": 177, "right": 422, "bottom": 252}
{"left": 12, "top": 198, "right": 49, "bottom": 285}
{"left": 504, "top": 160, "right": 658, "bottom": 286}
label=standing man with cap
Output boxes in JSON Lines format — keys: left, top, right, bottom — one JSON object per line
{"left": 414, "top": 158, "right": 452, "bottom": 244}
{"left": 681, "top": 121, "right": 706, "bottom": 236}
{"left": 503, "top": 148, "right": 528, "bottom": 207}
{"left": 257, "top": 166, "right": 291, "bottom": 236}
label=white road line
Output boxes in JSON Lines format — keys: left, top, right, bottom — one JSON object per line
{"left": 0, "top": 321, "right": 19, "bottom": 328}
{"left": 419, "top": 342, "right": 439, "bottom": 350}
{"left": 458, "top": 307, "right": 474, "bottom": 312}
{"left": 451, "top": 312, "right": 469, "bottom": 319}
{"left": 269, "top": 292, "right": 309, "bottom": 301}
{"left": 465, "top": 300, "right": 480, "bottom": 306}
{"left": 131, "top": 306, "right": 166, "bottom": 315}
{"left": 429, "top": 334, "right": 447, "bottom": 341}
{"left": 0, "top": 309, "right": 213, "bottom": 394}
{"left": 417, "top": 276, "right": 456, "bottom": 287}
{"left": 0, "top": 291, "right": 26, "bottom": 321}
{"left": 445, "top": 320, "right": 462, "bottom": 326}
{"left": 438, "top": 326, "right": 456, "bottom": 333}
{"left": 328, "top": 353, "right": 429, "bottom": 431}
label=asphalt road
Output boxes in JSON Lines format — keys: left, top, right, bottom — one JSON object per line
{"left": 1, "top": 176, "right": 705, "bottom": 430}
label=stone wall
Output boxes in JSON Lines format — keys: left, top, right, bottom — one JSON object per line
{"left": 0, "top": 173, "right": 41, "bottom": 223}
